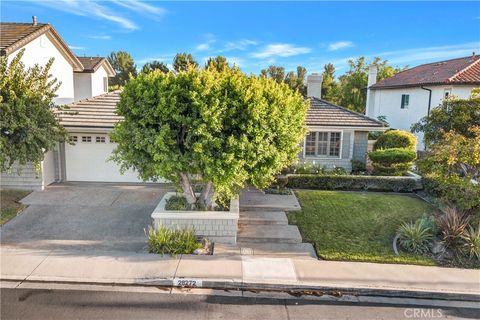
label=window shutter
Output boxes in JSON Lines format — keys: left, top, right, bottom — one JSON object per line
{"left": 401, "top": 95, "right": 405, "bottom": 109}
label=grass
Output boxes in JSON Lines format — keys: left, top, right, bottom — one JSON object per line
{"left": 0, "top": 189, "right": 31, "bottom": 225}
{"left": 289, "top": 190, "right": 437, "bottom": 265}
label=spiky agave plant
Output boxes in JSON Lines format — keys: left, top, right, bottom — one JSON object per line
{"left": 398, "top": 220, "right": 433, "bottom": 255}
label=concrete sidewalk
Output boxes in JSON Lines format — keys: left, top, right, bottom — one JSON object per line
{"left": 1, "top": 247, "right": 479, "bottom": 304}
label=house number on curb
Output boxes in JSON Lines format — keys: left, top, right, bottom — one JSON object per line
{"left": 173, "top": 278, "right": 203, "bottom": 288}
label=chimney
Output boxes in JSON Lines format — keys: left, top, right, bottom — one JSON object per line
{"left": 32, "top": 16, "right": 37, "bottom": 26}
{"left": 367, "top": 65, "right": 378, "bottom": 87}
{"left": 307, "top": 73, "right": 322, "bottom": 99}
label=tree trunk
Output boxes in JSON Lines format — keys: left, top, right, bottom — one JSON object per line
{"left": 180, "top": 173, "right": 197, "bottom": 206}
{"left": 198, "top": 181, "right": 214, "bottom": 209}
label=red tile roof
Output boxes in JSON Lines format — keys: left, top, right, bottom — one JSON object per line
{"left": 370, "top": 56, "right": 480, "bottom": 89}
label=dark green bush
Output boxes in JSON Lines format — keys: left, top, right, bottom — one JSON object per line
{"left": 373, "top": 130, "right": 417, "bottom": 151}
{"left": 372, "top": 162, "right": 413, "bottom": 176}
{"left": 368, "top": 148, "right": 417, "bottom": 165}
{"left": 146, "top": 225, "right": 201, "bottom": 255}
{"left": 351, "top": 159, "right": 366, "bottom": 173}
{"left": 286, "top": 174, "right": 418, "bottom": 192}
{"left": 165, "top": 195, "right": 189, "bottom": 210}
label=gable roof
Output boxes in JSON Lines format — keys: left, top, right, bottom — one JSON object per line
{"left": 370, "top": 56, "right": 480, "bottom": 89}
{"left": 58, "top": 91, "right": 121, "bottom": 129}
{"left": 0, "top": 22, "right": 83, "bottom": 71}
{"left": 307, "top": 97, "right": 385, "bottom": 129}
{"left": 76, "top": 56, "right": 115, "bottom": 76}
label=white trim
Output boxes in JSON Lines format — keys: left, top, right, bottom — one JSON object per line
{"left": 307, "top": 125, "right": 387, "bottom": 132}
{"left": 349, "top": 130, "right": 355, "bottom": 159}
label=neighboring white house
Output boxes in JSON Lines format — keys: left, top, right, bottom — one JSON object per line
{"left": 299, "top": 74, "right": 386, "bottom": 171}
{"left": 74, "top": 56, "right": 115, "bottom": 101}
{"left": 366, "top": 55, "right": 480, "bottom": 149}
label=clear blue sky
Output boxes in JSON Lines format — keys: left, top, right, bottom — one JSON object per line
{"left": 2, "top": 1, "right": 480, "bottom": 74}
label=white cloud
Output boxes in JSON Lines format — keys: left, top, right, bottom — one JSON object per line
{"left": 69, "top": 45, "right": 86, "bottom": 50}
{"left": 327, "top": 41, "right": 354, "bottom": 51}
{"left": 89, "top": 35, "right": 112, "bottom": 40}
{"left": 112, "top": 0, "right": 166, "bottom": 15}
{"left": 252, "top": 43, "right": 311, "bottom": 58}
{"left": 195, "top": 33, "right": 216, "bottom": 52}
{"left": 224, "top": 39, "right": 258, "bottom": 51}
{"left": 196, "top": 43, "right": 211, "bottom": 51}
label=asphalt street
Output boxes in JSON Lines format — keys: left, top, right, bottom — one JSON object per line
{"left": 1, "top": 287, "right": 478, "bottom": 320}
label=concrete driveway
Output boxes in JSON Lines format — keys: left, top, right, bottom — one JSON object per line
{"left": 1, "top": 183, "right": 172, "bottom": 252}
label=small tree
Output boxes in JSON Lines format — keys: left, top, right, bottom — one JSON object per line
{"left": 205, "top": 56, "right": 229, "bottom": 71}
{"left": 107, "top": 51, "right": 137, "bottom": 86}
{"left": 111, "top": 67, "right": 308, "bottom": 208}
{"left": 0, "top": 49, "right": 67, "bottom": 171}
{"left": 141, "top": 60, "right": 169, "bottom": 74}
{"left": 173, "top": 53, "right": 198, "bottom": 72}
{"left": 411, "top": 94, "right": 480, "bottom": 148}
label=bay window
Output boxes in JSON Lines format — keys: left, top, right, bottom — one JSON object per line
{"left": 304, "top": 131, "right": 342, "bottom": 158}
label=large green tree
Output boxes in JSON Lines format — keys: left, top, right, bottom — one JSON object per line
{"left": 321, "top": 63, "right": 340, "bottom": 103}
{"left": 111, "top": 67, "right": 308, "bottom": 207}
{"left": 205, "top": 56, "right": 229, "bottom": 71}
{"left": 338, "top": 57, "right": 404, "bottom": 112}
{"left": 260, "top": 65, "right": 307, "bottom": 96}
{"left": 141, "top": 60, "right": 169, "bottom": 74}
{"left": 173, "top": 53, "right": 198, "bottom": 72}
{"left": 0, "top": 49, "right": 67, "bottom": 171}
{"left": 411, "top": 94, "right": 480, "bottom": 147}
{"left": 107, "top": 51, "right": 137, "bottom": 86}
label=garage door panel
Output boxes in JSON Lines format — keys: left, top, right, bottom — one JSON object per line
{"left": 65, "top": 134, "right": 148, "bottom": 183}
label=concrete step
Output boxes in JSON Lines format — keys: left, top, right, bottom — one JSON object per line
{"left": 237, "top": 242, "right": 317, "bottom": 258}
{"left": 237, "top": 225, "right": 302, "bottom": 244}
{"left": 239, "top": 211, "right": 288, "bottom": 225}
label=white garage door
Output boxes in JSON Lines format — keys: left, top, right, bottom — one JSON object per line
{"left": 65, "top": 133, "right": 146, "bottom": 183}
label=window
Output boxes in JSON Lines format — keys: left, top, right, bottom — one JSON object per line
{"left": 304, "top": 131, "right": 342, "bottom": 158}
{"left": 401, "top": 94, "right": 410, "bottom": 109}
{"left": 96, "top": 136, "right": 106, "bottom": 143}
{"left": 70, "top": 136, "right": 78, "bottom": 143}
{"left": 444, "top": 88, "right": 452, "bottom": 98}
{"left": 82, "top": 136, "right": 92, "bottom": 142}
{"left": 103, "top": 77, "right": 108, "bottom": 92}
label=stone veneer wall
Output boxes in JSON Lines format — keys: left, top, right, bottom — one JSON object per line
{"left": 151, "top": 193, "right": 240, "bottom": 244}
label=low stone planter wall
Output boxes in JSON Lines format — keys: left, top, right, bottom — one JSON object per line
{"left": 151, "top": 192, "right": 239, "bottom": 244}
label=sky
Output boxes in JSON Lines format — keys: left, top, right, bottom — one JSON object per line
{"left": 2, "top": 1, "right": 480, "bottom": 75}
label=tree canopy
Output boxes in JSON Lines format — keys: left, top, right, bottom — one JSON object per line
{"left": 173, "top": 53, "right": 198, "bottom": 72}
{"left": 411, "top": 94, "right": 480, "bottom": 147}
{"left": 205, "top": 56, "right": 229, "bottom": 71}
{"left": 111, "top": 67, "right": 308, "bottom": 207}
{"left": 107, "top": 51, "right": 137, "bottom": 86}
{"left": 321, "top": 63, "right": 340, "bottom": 103}
{"left": 0, "top": 49, "right": 67, "bottom": 171}
{"left": 260, "top": 65, "right": 307, "bottom": 96}
{"left": 141, "top": 60, "right": 169, "bottom": 74}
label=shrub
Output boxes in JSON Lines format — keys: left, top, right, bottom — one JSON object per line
{"left": 165, "top": 195, "right": 189, "bottom": 210}
{"left": 286, "top": 174, "right": 418, "bottom": 192}
{"left": 436, "top": 207, "right": 471, "bottom": 250}
{"left": 398, "top": 220, "right": 433, "bottom": 255}
{"left": 146, "top": 225, "right": 201, "bottom": 255}
{"left": 351, "top": 159, "right": 366, "bottom": 174}
{"left": 461, "top": 223, "right": 480, "bottom": 260}
{"left": 368, "top": 148, "right": 417, "bottom": 165}
{"left": 330, "top": 166, "right": 348, "bottom": 175}
{"left": 373, "top": 130, "right": 417, "bottom": 151}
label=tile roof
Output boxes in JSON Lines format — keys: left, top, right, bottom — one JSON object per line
{"left": 58, "top": 91, "right": 122, "bottom": 129}
{"left": 371, "top": 56, "right": 480, "bottom": 89}
{"left": 306, "top": 97, "right": 385, "bottom": 128}
{"left": 0, "top": 22, "right": 83, "bottom": 71}
{"left": 76, "top": 56, "right": 105, "bottom": 72}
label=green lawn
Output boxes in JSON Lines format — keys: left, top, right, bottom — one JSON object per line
{"left": 1, "top": 189, "right": 31, "bottom": 225}
{"left": 289, "top": 190, "right": 437, "bottom": 265}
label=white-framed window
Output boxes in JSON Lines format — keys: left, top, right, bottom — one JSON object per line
{"left": 70, "top": 135, "right": 78, "bottom": 143}
{"left": 444, "top": 88, "right": 452, "bottom": 98}
{"left": 96, "top": 136, "right": 106, "bottom": 143}
{"left": 304, "top": 131, "right": 342, "bottom": 158}
{"left": 401, "top": 94, "right": 410, "bottom": 109}
{"left": 103, "top": 77, "right": 108, "bottom": 93}
{"left": 82, "top": 136, "right": 92, "bottom": 143}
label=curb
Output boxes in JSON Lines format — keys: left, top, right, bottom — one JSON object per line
{"left": 3, "top": 276, "right": 479, "bottom": 306}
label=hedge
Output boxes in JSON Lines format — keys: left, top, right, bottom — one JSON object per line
{"left": 373, "top": 130, "right": 417, "bottom": 151}
{"left": 368, "top": 148, "right": 417, "bottom": 165}
{"left": 286, "top": 174, "right": 420, "bottom": 192}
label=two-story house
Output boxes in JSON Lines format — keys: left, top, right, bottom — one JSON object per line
{"left": 0, "top": 17, "right": 115, "bottom": 190}
{"left": 365, "top": 55, "right": 480, "bottom": 149}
